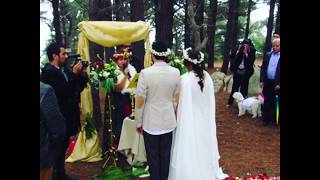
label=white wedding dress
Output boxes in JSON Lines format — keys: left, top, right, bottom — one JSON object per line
{"left": 168, "top": 71, "right": 228, "bottom": 180}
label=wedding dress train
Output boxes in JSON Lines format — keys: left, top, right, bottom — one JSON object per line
{"left": 168, "top": 71, "right": 228, "bottom": 180}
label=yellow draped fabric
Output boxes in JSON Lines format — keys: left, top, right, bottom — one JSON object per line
{"left": 68, "top": 20, "right": 152, "bottom": 163}
{"left": 77, "top": 21, "right": 152, "bottom": 68}
{"left": 65, "top": 128, "right": 102, "bottom": 163}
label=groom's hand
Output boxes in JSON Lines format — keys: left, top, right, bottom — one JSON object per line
{"left": 137, "top": 127, "right": 143, "bottom": 134}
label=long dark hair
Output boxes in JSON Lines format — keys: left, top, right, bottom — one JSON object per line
{"left": 184, "top": 49, "right": 205, "bottom": 92}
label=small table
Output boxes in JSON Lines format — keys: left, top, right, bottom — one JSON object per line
{"left": 117, "top": 117, "right": 147, "bottom": 165}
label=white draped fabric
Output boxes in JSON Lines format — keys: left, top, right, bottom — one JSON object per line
{"left": 168, "top": 71, "right": 228, "bottom": 180}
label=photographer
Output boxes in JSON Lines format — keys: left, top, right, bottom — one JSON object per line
{"left": 40, "top": 43, "right": 88, "bottom": 180}
{"left": 227, "top": 39, "right": 255, "bottom": 106}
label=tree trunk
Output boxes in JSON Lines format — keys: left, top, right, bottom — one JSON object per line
{"left": 184, "top": 0, "right": 191, "bottom": 48}
{"left": 194, "top": 0, "right": 204, "bottom": 41}
{"left": 59, "top": 0, "right": 74, "bottom": 49}
{"left": 89, "top": 0, "right": 113, "bottom": 62}
{"left": 244, "top": 0, "right": 253, "bottom": 39}
{"left": 130, "top": 0, "right": 145, "bottom": 72}
{"left": 263, "top": 0, "right": 276, "bottom": 57}
{"left": 221, "top": 0, "right": 236, "bottom": 74}
{"left": 173, "top": 24, "right": 179, "bottom": 53}
{"left": 51, "top": 0, "right": 62, "bottom": 45}
{"left": 231, "top": 0, "right": 240, "bottom": 53}
{"left": 206, "top": 0, "right": 218, "bottom": 69}
{"left": 187, "top": 0, "right": 208, "bottom": 51}
{"left": 60, "top": 0, "right": 67, "bottom": 47}
{"left": 154, "top": 0, "right": 174, "bottom": 48}
{"left": 275, "top": 0, "right": 280, "bottom": 33}
{"left": 115, "top": 0, "right": 124, "bottom": 21}
{"left": 88, "top": 0, "right": 113, "bottom": 136}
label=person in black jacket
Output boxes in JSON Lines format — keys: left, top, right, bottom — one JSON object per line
{"left": 227, "top": 39, "right": 256, "bottom": 106}
{"left": 40, "top": 82, "right": 66, "bottom": 180}
{"left": 40, "top": 43, "right": 87, "bottom": 180}
{"left": 260, "top": 38, "right": 280, "bottom": 126}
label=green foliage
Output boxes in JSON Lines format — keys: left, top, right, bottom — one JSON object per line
{"left": 83, "top": 113, "right": 97, "bottom": 140}
{"left": 212, "top": 0, "right": 265, "bottom": 61}
{"left": 169, "top": 58, "right": 188, "bottom": 75}
{"left": 90, "top": 61, "right": 121, "bottom": 93}
{"left": 42, "top": 0, "right": 89, "bottom": 52}
{"left": 248, "top": 19, "right": 268, "bottom": 56}
{"left": 41, "top": 0, "right": 268, "bottom": 62}
{"left": 168, "top": 51, "right": 188, "bottom": 75}
{"left": 41, "top": 56, "right": 49, "bottom": 66}
{"left": 237, "top": 16, "right": 247, "bottom": 39}
{"left": 40, "top": 56, "right": 49, "bottom": 73}
{"left": 64, "top": 0, "right": 89, "bottom": 50}
{"left": 93, "top": 165, "right": 133, "bottom": 180}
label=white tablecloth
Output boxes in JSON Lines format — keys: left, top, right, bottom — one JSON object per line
{"left": 118, "top": 117, "right": 147, "bottom": 165}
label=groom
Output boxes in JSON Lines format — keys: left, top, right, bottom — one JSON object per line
{"left": 135, "top": 41, "right": 180, "bottom": 180}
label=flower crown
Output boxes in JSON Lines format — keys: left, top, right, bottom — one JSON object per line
{"left": 113, "top": 52, "right": 130, "bottom": 60}
{"left": 149, "top": 47, "right": 171, "bottom": 57}
{"left": 183, "top": 47, "right": 204, "bottom": 64}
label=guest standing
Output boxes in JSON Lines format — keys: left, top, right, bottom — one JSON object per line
{"left": 260, "top": 38, "right": 280, "bottom": 126}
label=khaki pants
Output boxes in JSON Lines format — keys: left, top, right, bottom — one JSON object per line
{"left": 40, "top": 167, "right": 53, "bottom": 180}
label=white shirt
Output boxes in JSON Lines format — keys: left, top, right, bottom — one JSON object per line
{"left": 238, "top": 57, "right": 245, "bottom": 69}
{"left": 144, "top": 128, "right": 175, "bottom": 135}
{"left": 117, "top": 64, "right": 137, "bottom": 94}
{"left": 128, "top": 64, "right": 137, "bottom": 79}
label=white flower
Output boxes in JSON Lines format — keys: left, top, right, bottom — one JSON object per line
{"left": 183, "top": 47, "right": 205, "bottom": 64}
{"left": 174, "top": 59, "right": 180, "bottom": 63}
{"left": 103, "top": 71, "right": 110, "bottom": 77}
{"left": 90, "top": 71, "right": 97, "bottom": 76}
{"left": 149, "top": 47, "right": 171, "bottom": 57}
{"left": 115, "top": 69, "right": 122, "bottom": 74}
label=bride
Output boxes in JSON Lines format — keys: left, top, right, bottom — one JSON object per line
{"left": 168, "top": 48, "right": 228, "bottom": 180}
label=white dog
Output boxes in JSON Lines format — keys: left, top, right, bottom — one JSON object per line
{"left": 232, "top": 92, "right": 264, "bottom": 118}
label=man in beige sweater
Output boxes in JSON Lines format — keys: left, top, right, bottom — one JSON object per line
{"left": 135, "top": 41, "right": 180, "bottom": 180}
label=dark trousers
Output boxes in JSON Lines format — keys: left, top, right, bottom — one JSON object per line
{"left": 52, "top": 136, "right": 69, "bottom": 180}
{"left": 228, "top": 73, "right": 251, "bottom": 105}
{"left": 262, "top": 79, "right": 278, "bottom": 125}
{"left": 143, "top": 131, "right": 172, "bottom": 180}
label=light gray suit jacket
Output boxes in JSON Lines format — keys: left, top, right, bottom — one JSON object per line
{"left": 135, "top": 62, "right": 180, "bottom": 131}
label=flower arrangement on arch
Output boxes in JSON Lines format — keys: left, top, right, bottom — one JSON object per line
{"left": 89, "top": 56, "right": 121, "bottom": 93}
{"left": 167, "top": 50, "right": 188, "bottom": 75}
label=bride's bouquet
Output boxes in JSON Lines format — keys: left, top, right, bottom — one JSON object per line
{"left": 89, "top": 57, "right": 121, "bottom": 93}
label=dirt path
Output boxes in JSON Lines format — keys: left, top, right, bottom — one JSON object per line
{"left": 216, "top": 92, "right": 280, "bottom": 177}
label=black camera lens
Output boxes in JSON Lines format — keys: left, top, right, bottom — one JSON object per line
{"left": 81, "top": 61, "right": 89, "bottom": 68}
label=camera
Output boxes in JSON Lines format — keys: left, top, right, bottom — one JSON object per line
{"left": 68, "top": 54, "right": 89, "bottom": 69}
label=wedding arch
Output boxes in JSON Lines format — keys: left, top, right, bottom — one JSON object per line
{"left": 66, "top": 21, "right": 151, "bottom": 163}
{"left": 77, "top": 20, "right": 151, "bottom": 117}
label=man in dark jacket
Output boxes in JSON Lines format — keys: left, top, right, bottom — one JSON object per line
{"left": 260, "top": 38, "right": 280, "bottom": 126}
{"left": 41, "top": 43, "right": 87, "bottom": 180}
{"left": 227, "top": 39, "right": 256, "bottom": 106}
{"left": 40, "top": 82, "right": 66, "bottom": 180}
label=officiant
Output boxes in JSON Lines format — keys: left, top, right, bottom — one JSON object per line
{"left": 110, "top": 48, "right": 137, "bottom": 147}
